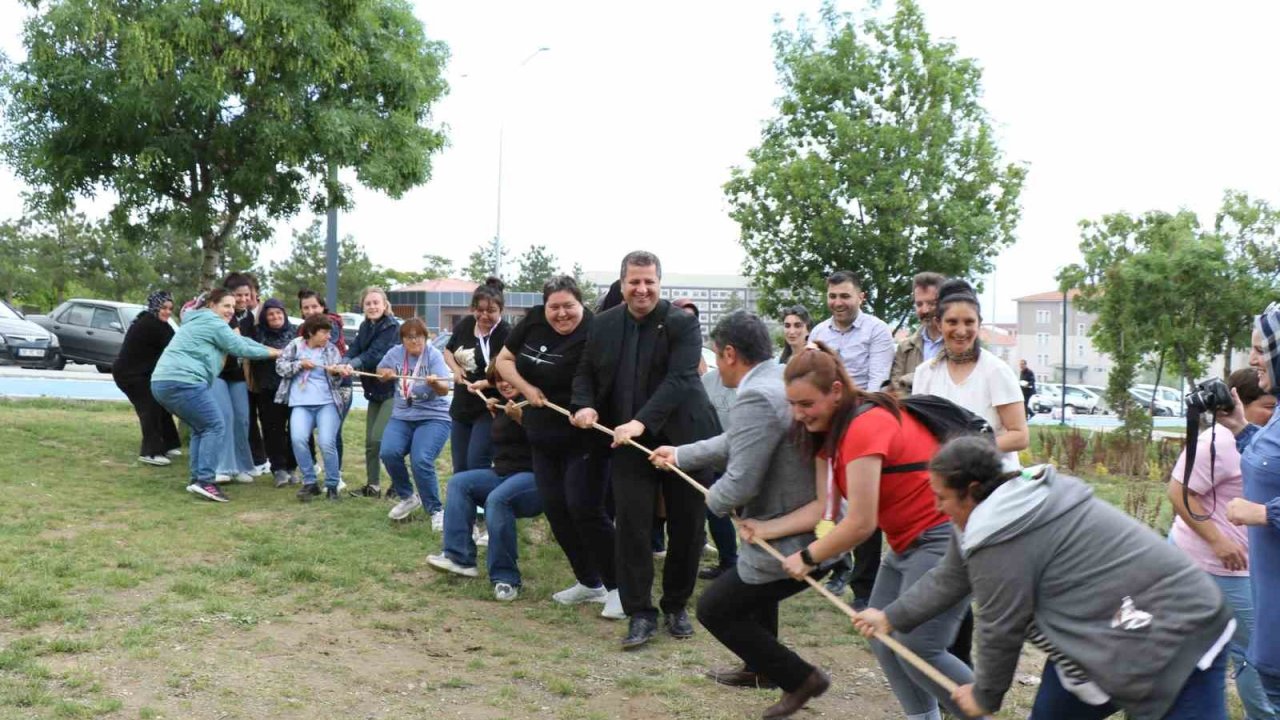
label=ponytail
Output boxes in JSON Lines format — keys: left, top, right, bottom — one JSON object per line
{"left": 783, "top": 340, "right": 901, "bottom": 458}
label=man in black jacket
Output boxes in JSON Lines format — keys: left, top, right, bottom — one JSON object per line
{"left": 572, "top": 251, "right": 721, "bottom": 649}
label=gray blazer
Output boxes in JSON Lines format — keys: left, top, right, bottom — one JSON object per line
{"left": 676, "top": 362, "right": 816, "bottom": 584}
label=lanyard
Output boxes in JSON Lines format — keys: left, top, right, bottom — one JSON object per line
{"left": 298, "top": 344, "right": 318, "bottom": 387}
{"left": 401, "top": 350, "right": 426, "bottom": 400}
{"left": 476, "top": 324, "right": 494, "bottom": 368}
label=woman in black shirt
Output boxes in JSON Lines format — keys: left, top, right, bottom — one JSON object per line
{"left": 444, "top": 277, "right": 510, "bottom": 473}
{"left": 112, "top": 290, "right": 181, "bottom": 465}
{"left": 493, "top": 275, "right": 621, "bottom": 619}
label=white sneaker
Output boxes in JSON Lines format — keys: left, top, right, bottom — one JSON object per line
{"left": 474, "top": 528, "right": 489, "bottom": 547}
{"left": 336, "top": 478, "right": 347, "bottom": 493}
{"left": 252, "top": 462, "right": 271, "bottom": 476}
{"left": 139, "top": 455, "right": 171, "bottom": 466}
{"left": 214, "top": 474, "right": 232, "bottom": 485}
{"left": 552, "top": 583, "right": 607, "bottom": 605}
{"left": 232, "top": 472, "right": 254, "bottom": 484}
{"left": 600, "top": 589, "right": 625, "bottom": 620}
{"left": 494, "top": 583, "right": 518, "bottom": 602}
{"left": 426, "top": 553, "right": 479, "bottom": 578}
{"left": 166, "top": 449, "right": 183, "bottom": 458}
{"left": 430, "top": 510, "right": 445, "bottom": 532}
{"left": 388, "top": 495, "right": 422, "bottom": 521}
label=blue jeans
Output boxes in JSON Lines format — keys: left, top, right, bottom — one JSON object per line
{"left": 1260, "top": 668, "right": 1280, "bottom": 715}
{"left": 450, "top": 413, "right": 494, "bottom": 474}
{"left": 291, "top": 404, "right": 342, "bottom": 489}
{"left": 380, "top": 417, "right": 450, "bottom": 513}
{"left": 151, "top": 381, "right": 224, "bottom": 483}
{"left": 442, "top": 469, "right": 543, "bottom": 587}
{"left": 211, "top": 379, "right": 255, "bottom": 474}
{"left": 1030, "top": 650, "right": 1227, "bottom": 719}
{"left": 1211, "top": 574, "right": 1277, "bottom": 720}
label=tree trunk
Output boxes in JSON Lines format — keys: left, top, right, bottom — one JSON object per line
{"left": 198, "top": 209, "right": 243, "bottom": 290}
{"left": 1222, "top": 337, "right": 1234, "bottom": 378}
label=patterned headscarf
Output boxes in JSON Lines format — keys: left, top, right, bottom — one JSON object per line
{"left": 146, "top": 290, "right": 173, "bottom": 316}
{"left": 1256, "top": 302, "right": 1280, "bottom": 394}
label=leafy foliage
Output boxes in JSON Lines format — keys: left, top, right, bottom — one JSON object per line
{"left": 1, "top": 0, "right": 450, "bottom": 289}
{"left": 724, "top": 1, "right": 1025, "bottom": 328}
{"left": 463, "top": 238, "right": 507, "bottom": 284}
{"left": 512, "top": 244, "right": 559, "bottom": 293}
{"left": 264, "top": 220, "right": 392, "bottom": 312}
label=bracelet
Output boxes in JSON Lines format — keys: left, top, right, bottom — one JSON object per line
{"left": 799, "top": 547, "right": 816, "bottom": 567}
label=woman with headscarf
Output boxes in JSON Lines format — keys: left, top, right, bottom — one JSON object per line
{"left": 1218, "top": 302, "right": 1280, "bottom": 708}
{"left": 112, "top": 290, "right": 182, "bottom": 466}
{"left": 252, "top": 298, "right": 298, "bottom": 487}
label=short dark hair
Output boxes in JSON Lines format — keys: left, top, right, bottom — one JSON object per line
{"left": 297, "top": 289, "right": 326, "bottom": 310}
{"left": 710, "top": 310, "right": 773, "bottom": 365}
{"left": 222, "top": 272, "right": 253, "bottom": 293}
{"left": 400, "top": 317, "right": 429, "bottom": 340}
{"left": 1230, "top": 367, "right": 1266, "bottom": 407}
{"left": 471, "top": 276, "right": 505, "bottom": 312}
{"left": 912, "top": 272, "right": 946, "bottom": 292}
{"left": 619, "top": 251, "right": 662, "bottom": 280}
{"left": 826, "top": 270, "right": 860, "bottom": 289}
{"left": 929, "top": 435, "right": 1013, "bottom": 502}
{"left": 542, "top": 275, "right": 583, "bottom": 303}
{"left": 300, "top": 314, "right": 333, "bottom": 340}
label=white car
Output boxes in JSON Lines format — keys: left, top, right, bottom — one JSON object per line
{"left": 1130, "top": 388, "right": 1179, "bottom": 417}
{"left": 1036, "top": 385, "right": 1103, "bottom": 415}
{"left": 1133, "top": 384, "right": 1184, "bottom": 416}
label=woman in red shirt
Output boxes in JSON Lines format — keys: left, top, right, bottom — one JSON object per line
{"left": 743, "top": 343, "right": 977, "bottom": 719}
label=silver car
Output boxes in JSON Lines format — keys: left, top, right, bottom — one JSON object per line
{"left": 28, "top": 299, "right": 148, "bottom": 372}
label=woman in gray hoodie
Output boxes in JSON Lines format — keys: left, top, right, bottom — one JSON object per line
{"left": 854, "top": 436, "right": 1234, "bottom": 720}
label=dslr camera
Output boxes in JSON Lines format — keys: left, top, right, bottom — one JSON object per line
{"left": 1185, "top": 378, "right": 1234, "bottom": 416}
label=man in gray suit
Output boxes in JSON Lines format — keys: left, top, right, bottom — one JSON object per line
{"left": 650, "top": 310, "right": 830, "bottom": 720}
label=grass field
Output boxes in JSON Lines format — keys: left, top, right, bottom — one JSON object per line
{"left": 0, "top": 398, "right": 1165, "bottom": 719}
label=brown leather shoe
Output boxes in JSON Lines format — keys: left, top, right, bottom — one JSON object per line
{"left": 704, "top": 665, "right": 778, "bottom": 689}
{"left": 761, "top": 668, "right": 830, "bottom": 719}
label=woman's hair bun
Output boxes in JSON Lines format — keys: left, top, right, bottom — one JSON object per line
{"left": 937, "top": 278, "right": 977, "bottom": 303}
{"left": 484, "top": 276, "right": 506, "bottom": 292}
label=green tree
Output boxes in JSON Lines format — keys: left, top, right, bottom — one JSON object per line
{"left": 420, "top": 254, "right": 455, "bottom": 281}
{"left": 512, "top": 244, "right": 559, "bottom": 293}
{"left": 266, "top": 221, "right": 386, "bottom": 312}
{"left": 463, "top": 238, "right": 506, "bottom": 284}
{"left": 1, "top": 0, "right": 449, "bottom": 290}
{"left": 570, "top": 262, "right": 600, "bottom": 309}
{"left": 724, "top": 1, "right": 1025, "bottom": 328}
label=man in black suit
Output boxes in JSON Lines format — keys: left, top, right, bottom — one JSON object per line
{"left": 572, "top": 251, "right": 721, "bottom": 649}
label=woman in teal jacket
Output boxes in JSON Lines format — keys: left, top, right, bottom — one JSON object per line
{"left": 152, "top": 289, "right": 279, "bottom": 503}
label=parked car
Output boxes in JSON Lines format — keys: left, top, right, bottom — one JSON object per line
{"left": 1034, "top": 384, "right": 1103, "bottom": 414}
{"left": 0, "top": 299, "right": 63, "bottom": 369}
{"left": 27, "top": 299, "right": 148, "bottom": 372}
{"left": 1031, "top": 383, "right": 1062, "bottom": 413}
{"left": 339, "top": 312, "right": 362, "bottom": 345}
{"left": 1130, "top": 387, "right": 1179, "bottom": 417}
{"left": 1133, "top": 384, "right": 1185, "bottom": 416}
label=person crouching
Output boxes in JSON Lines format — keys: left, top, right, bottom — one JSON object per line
{"left": 276, "top": 315, "right": 350, "bottom": 501}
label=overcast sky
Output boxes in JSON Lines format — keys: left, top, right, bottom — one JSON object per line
{"left": 3, "top": 1, "right": 1279, "bottom": 322}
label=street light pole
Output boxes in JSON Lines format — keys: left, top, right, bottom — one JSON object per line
{"left": 1060, "top": 288, "right": 1068, "bottom": 426}
{"left": 492, "top": 47, "right": 549, "bottom": 278}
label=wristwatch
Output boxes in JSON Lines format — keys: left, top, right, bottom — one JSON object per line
{"left": 799, "top": 547, "right": 816, "bottom": 567}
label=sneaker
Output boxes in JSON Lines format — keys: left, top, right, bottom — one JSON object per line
{"left": 252, "top": 462, "right": 271, "bottom": 476}
{"left": 494, "top": 583, "right": 518, "bottom": 602}
{"left": 187, "top": 481, "right": 229, "bottom": 503}
{"left": 297, "top": 484, "right": 321, "bottom": 502}
{"left": 388, "top": 495, "right": 422, "bottom": 521}
{"left": 351, "top": 484, "right": 381, "bottom": 498}
{"left": 214, "top": 474, "right": 232, "bottom": 485}
{"left": 326, "top": 487, "right": 340, "bottom": 501}
{"left": 601, "top": 589, "right": 625, "bottom": 620}
{"left": 139, "top": 455, "right": 171, "bottom": 466}
{"left": 273, "top": 470, "right": 292, "bottom": 488}
{"left": 288, "top": 470, "right": 300, "bottom": 485}
{"left": 166, "top": 449, "right": 183, "bottom": 458}
{"left": 430, "top": 510, "right": 445, "bottom": 532}
{"left": 426, "top": 553, "right": 479, "bottom": 578}
{"left": 232, "top": 472, "right": 254, "bottom": 484}
{"left": 336, "top": 478, "right": 347, "bottom": 494}
{"left": 552, "top": 583, "right": 607, "bottom": 606}
{"left": 474, "top": 529, "right": 489, "bottom": 548}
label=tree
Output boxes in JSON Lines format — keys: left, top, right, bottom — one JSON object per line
{"left": 420, "top": 254, "right": 455, "bottom": 281}
{"left": 724, "top": 1, "right": 1025, "bottom": 328}
{"left": 512, "top": 244, "right": 559, "bottom": 292}
{"left": 1, "top": 0, "right": 450, "bottom": 290}
{"left": 266, "top": 221, "right": 387, "bottom": 312}
{"left": 571, "top": 262, "right": 600, "bottom": 309}
{"left": 463, "top": 238, "right": 507, "bottom": 284}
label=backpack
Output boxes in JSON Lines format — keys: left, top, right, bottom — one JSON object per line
{"left": 853, "top": 394, "right": 993, "bottom": 474}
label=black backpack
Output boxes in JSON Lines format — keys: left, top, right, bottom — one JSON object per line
{"left": 853, "top": 394, "right": 994, "bottom": 474}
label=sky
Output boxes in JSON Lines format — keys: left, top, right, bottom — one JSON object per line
{"left": 2, "top": 1, "right": 1279, "bottom": 322}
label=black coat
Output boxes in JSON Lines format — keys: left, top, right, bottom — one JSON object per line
{"left": 571, "top": 300, "right": 720, "bottom": 446}
{"left": 112, "top": 311, "right": 174, "bottom": 383}
{"left": 343, "top": 314, "right": 400, "bottom": 401}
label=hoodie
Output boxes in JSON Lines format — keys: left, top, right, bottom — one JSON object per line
{"left": 884, "top": 466, "right": 1231, "bottom": 719}
{"left": 152, "top": 309, "right": 274, "bottom": 387}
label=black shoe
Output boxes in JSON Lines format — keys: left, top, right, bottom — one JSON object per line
{"left": 824, "top": 569, "right": 851, "bottom": 597}
{"left": 704, "top": 665, "right": 778, "bottom": 689}
{"left": 621, "top": 616, "right": 658, "bottom": 650}
{"left": 297, "top": 484, "right": 321, "bottom": 502}
{"left": 664, "top": 609, "right": 694, "bottom": 639}
{"left": 326, "top": 487, "right": 340, "bottom": 501}
{"left": 349, "top": 484, "right": 381, "bottom": 498}
{"left": 698, "top": 564, "right": 730, "bottom": 581}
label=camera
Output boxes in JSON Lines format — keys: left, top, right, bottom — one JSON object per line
{"left": 1184, "top": 378, "right": 1235, "bottom": 416}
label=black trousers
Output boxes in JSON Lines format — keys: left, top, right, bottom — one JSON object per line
{"left": 255, "top": 393, "right": 296, "bottom": 473}
{"left": 696, "top": 566, "right": 827, "bottom": 693}
{"left": 532, "top": 432, "right": 616, "bottom": 590}
{"left": 611, "top": 447, "right": 708, "bottom": 619}
{"left": 247, "top": 389, "right": 267, "bottom": 466}
{"left": 850, "top": 528, "right": 883, "bottom": 602}
{"left": 115, "top": 377, "right": 180, "bottom": 457}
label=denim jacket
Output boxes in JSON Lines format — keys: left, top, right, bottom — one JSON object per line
{"left": 274, "top": 338, "right": 352, "bottom": 414}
